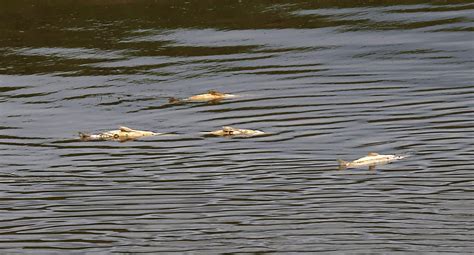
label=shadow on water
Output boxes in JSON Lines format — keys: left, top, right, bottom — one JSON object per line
{"left": 0, "top": 0, "right": 473, "bottom": 253}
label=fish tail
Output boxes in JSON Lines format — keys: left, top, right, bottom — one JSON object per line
{"left": 337, "top": 159, "right": 348, "bottom": 170}
{"left": 78, "top": 132, "right": 90, "bottom": 140}
{"left": 396, "top": 150, "right": 416, "bottom": 159}
{"left": 402, "top": 149, "right": 416, "bottom": 156}
{"left": 168, "top": 97, "right": 182, "bottom": 104}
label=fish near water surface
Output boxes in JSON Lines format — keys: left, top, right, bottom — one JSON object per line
{"left": 168, "top": 90, "right": 236, "bottom": 104}
{"left": 338, "top": 152, "right": 406, "bottom": 170}
{"left": 79, "top": 126, "right": 160, "bottom": 142}
{"left": 204, "top": 126, "right": 265, "bottom": 137}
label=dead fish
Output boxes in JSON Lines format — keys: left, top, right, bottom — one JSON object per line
{"left": 79, "top": 126, "right": 161, "bottom": 142}
{"left": 204, "top": 126, "right": 265, "bottom": 137}
{"left": 338, "top": 152, "right": 406, "bottom": 170}
{"left": 169, "top": 90, "right": 236, "bottom": 104}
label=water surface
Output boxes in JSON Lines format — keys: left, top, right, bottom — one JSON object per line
{"left": 0, "top": 1, "right": 473, "bottom": 253}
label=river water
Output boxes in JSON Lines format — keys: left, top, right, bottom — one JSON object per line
{"left": 1, "top": 1, "right": 473, "bottom": 253}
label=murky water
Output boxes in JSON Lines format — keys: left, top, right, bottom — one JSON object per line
{"left": 1, "top": 1, "right": 473, "bottom": 253}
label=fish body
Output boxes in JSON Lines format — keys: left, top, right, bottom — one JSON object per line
{"left": 338, "top": 152, "right": 405, "bottom": 170}
{"left": 205, "top": 126, "right": 265, "bottom": 137}
{"left": 169, "top": 90, "right": 236, "bottom": 104}
{"left": 79, "top": 126, "right": 160, "bottom": 142}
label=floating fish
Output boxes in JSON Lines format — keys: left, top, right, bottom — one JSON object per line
{"left": 169, "top": 90, "right": 236, "bottom": 104}
{"left": 204, "top": 126, "right": 265, "bottom": 137}
{"left": 338, "top": 152, "right": 406, "bottom": 170}
{"left": 79, "top": 126, "right": 161, "bottom": 142}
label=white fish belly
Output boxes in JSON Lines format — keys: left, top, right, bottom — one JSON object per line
{"left": 350, "top": 155, "right": 400, "bottom": 167}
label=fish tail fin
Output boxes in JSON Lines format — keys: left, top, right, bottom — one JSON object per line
{"left": 402, "top": 149, "right": 416, "bottom": 156}
{"left": 337, "top": 159, "right": 348, "bottom": 170}
{"left": 168, "top": 97, "right": 182, "bottom": 104}
{"left": 78, "top": 132, "right": 90, "bottom": 140}
{"left": 396, "top": 150, "right": 416, "bottom": 159}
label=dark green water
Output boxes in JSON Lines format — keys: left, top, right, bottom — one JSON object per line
{"left": 1, "top": 1, "right": 473, "bottom": 253}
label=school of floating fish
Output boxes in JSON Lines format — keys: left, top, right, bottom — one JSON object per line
{"left": 78, "top": 90, "right": 409, "bottom": 170}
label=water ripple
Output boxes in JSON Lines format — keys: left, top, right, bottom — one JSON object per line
{"left": 0, "top": 1, "right": 473, "bottom": 253}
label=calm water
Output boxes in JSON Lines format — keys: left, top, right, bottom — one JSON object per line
{"left": 1, "top": 1, "right": 473, "bottom": 253}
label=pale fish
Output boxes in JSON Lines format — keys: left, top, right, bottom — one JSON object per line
{"left": 79, "top": 126, "right": 161, "bottom": 142}
{"left": 169, "top": 90, "right": 236, "bottom": 104}
{"left": 338, "top": 152, "right": 406, "bottom": 170}
{"left": 204, "top": 126, "right": 265, "bottom": 137}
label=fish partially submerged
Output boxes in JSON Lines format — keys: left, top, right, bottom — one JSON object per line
{"left": 79, "top": 126, "right": 160, "bottom": 142}
{"left": 204, "top": 126, "right": 265, "bottom": 137}
{"left": 169, "top": 90, "right": 236, "bottom": 104}
{"left": 338, "top": 152, "right": 406, "bottom": 170}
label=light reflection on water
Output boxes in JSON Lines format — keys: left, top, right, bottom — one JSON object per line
{"left": 0, "top": 1, "right": 473, "bottom": 253}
